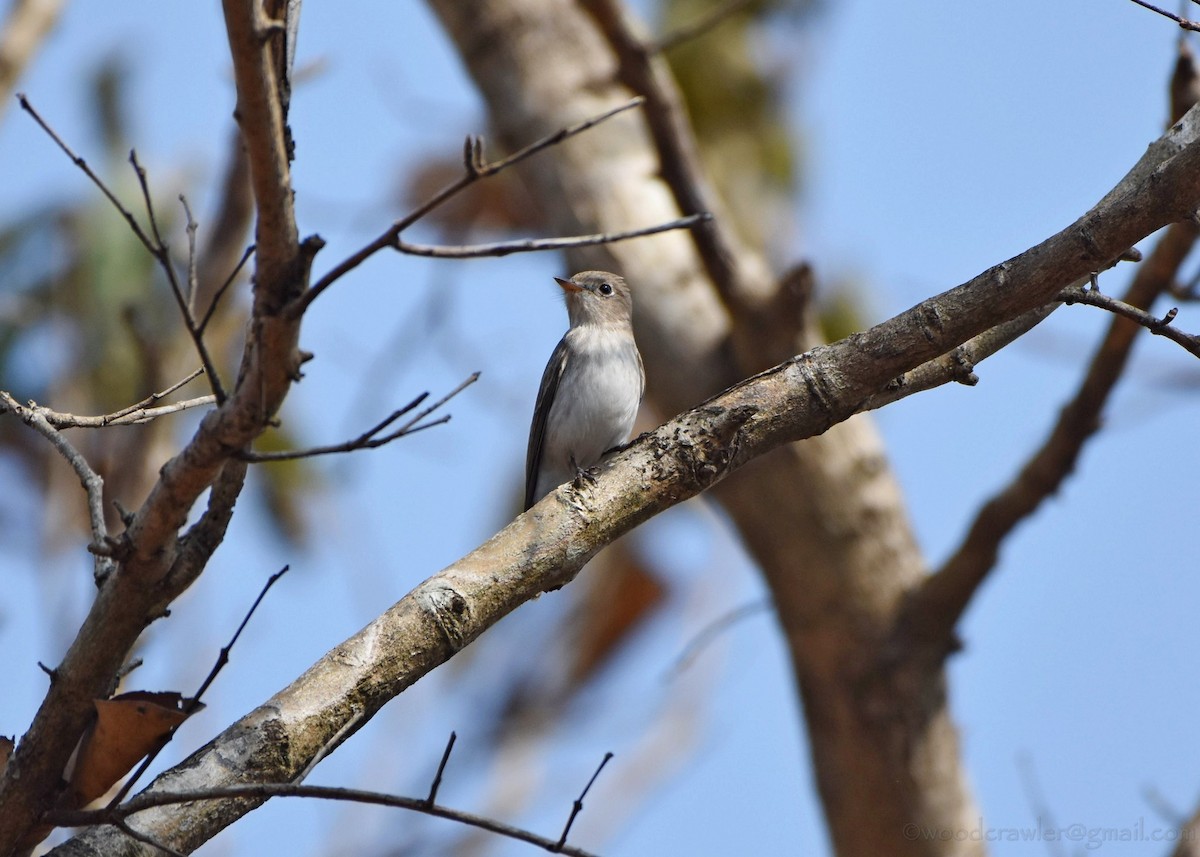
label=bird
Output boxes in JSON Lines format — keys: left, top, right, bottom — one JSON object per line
{"left": 524, "top": 271, "right": 645, "bottom": 511}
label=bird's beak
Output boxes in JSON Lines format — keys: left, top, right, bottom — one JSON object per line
{"left": 554, "top": 276, "right": 583, "bottom": 293}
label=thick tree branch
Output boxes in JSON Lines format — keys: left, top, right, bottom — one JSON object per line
{"left": 901, "top": 219, "right": 1200, "bottom": 650}
{"left": 53, "top": 97, "right": 1200, "bottom": 854}
{"left": 223, "top": 0, "right": 299, "bottom": 303}
{"left": 862, "top": 247, "right": 1144, "bottom": 411}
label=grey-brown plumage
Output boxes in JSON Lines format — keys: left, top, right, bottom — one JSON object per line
{"left": 524, "top": 271, "right": 645, "bottom": 510}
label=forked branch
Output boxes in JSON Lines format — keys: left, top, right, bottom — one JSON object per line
{"left": 292, "top": 97, "right": 650, "bottom": 316}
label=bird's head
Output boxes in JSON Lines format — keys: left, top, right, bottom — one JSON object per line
{"left": 555, "top": 271, "right": 632, "bottom": 328}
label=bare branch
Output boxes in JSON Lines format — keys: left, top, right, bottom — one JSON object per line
{"left": 0, "top": 391, "right": 115, "bottom": 581}
{"left": 666, "top": 599, "right": 770, "bottom": 677}
{"left": 291, "top": 96, "right": 646, "bottom": 316}
{"left": 30, "top": 369, "right": 212, "bottom": 428}
{"left": 425, "top": 732, "right": 457, "bottom": 808}
{"left": 198, "top": 243, "right": 255, "bottom": 334}
{"left": 17, "top": 94, "right": 230, "bottom": 400}
{"left": 1127, "top": 0, "right": 1200, "bottom": 31}
{"left": 900, "top": 221, "right": 1200, "bottom": 651}
{"left": 0, "top": 3, "right": 311, "bottom": 847}
{"left": 108, "top": 566, "right": 291, "bottom": 807}
{"left": 1059, "top": 283, "right": 1200, "bottom": 357}
{"left": 862, "top": 304, "right": 1058, "bottom": 411}
{"left": 392, "top": 213, "right": 711, "bottom": 259}
{"left": 128, "top": 150, "right": 229, "bottom": 402}
{"left": 863, "top": 247, "right": 1145, "bottom": 411}
{"left": 240, "top": 372, "right": 479, "bottom": 463}
{"left": 114, "top": 819, "right": 186, "bottom": 857}
{"left": 556, "top": 752, "right": 613, "bottom": 851}
{"left": 18, "top": 94, "right": 156, "bottom": 247}
{"left": 181, "top": 195, "right": 200, "bottom": 313}
{"left": 49, "top": 783, "right": 600, "bottom": 857}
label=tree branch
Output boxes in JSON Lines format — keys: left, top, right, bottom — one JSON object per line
{"left": 0, "top": 391, "right": 115, "bottom": 582}
{"left": 53, "top": 97, "right": 1200, "bottom": 854}
{"left": 1059, "top": 282, "right": 1200, "bottom": 357}
{"left": 899, "top": 219, "right": 1200, "bottom": 651}
{"left": 49, "top": 783, "right": 599, "bottom": 857}
{"left": 863, "top": 247, "right": 1145, "bottom": 411}
{"left": 240, "top": 372, "right": 479, "bottom": 462}
{"left": 0, "top": 2, "right": 312, "bottom": 849}
{"left": 6, "top": 369, "right": 211, "bottom": 429}
{"left": 1127, "top": 0, "right": 1200, "bottom": 32}
{"left": 17, "top": 96, "right": 229, "bottom": 400}
{"left": 291, "top": 96, "right": 646, "bottom": 316}
{"left": 392, "top": 213, "right": 711, "bottom": 258}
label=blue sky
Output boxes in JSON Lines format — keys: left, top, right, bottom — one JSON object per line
{"left": 2, "top": 2, "right": 1199, "bottom": 855}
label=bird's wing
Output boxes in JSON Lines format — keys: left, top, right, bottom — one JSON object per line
{"left": 524, "top": 336, "right": 570, "bottom": 511}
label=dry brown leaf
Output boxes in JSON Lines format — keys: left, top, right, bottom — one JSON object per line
{"left": 66, "top": 690, "right": 200, "bottom": 808}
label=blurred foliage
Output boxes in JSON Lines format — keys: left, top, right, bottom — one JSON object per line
{"left": 659, "top": 0, "right": 817, "bottom": 254}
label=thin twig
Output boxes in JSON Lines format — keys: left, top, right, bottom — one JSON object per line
{"left": 1128, "top": 0, "right": 1200, "bottom": 31}
{"left": 114, "top": 819, "right": 186, "bottom": 857}
{"left": 240, "top": 372, "right": 479, "bottom": 462}
{"left": 49, "top": 396, "right": 216, "bottom": 428}
{"left": 192, "top": 565, "right": 290, "bottom": 703}
{"left": 393, "top": 213, "right": 711, "bottom": 259}
{"left": 50, "top": 783, "right": 600, "bottom": 857}
{"left": 16, "top": 93, "right": 229, "bottom": 402}
{"left": 180, "top": 195, "right": 200, "bottom": 314}
{"left": 128, "top": 150, "right": 228, "bottom": 402}
{"left": 17, "top": 94, "right": 155, "bottom": 247}
{"left": 27, "top": 369, "right": 211, "bottom": 428}
{"left": 108, "top": 566, "right": 291, "bottom": 807}
{"left": 556, "top": 752, "right": 613, "bottom": 851}
{"left": 291, "top": 97, "right": 647, "bottom": 317}
{"left": 0, "top": 390, "right": 114, "bottom": 581}
{"left": 1059, "top": 284, "right": 1200, "bottom": 357}
{"left": 425, "top": 732, "right": 457, "bottom": 807}
{"left": 199, "top": 244, "right": 255, "bottom": 334}
{"left": 299, "top": 708, "right": 365, "bottom": 782}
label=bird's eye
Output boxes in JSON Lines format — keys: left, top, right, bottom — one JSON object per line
{"left": 598, "top": 282, "right": 614, "bottom": 296}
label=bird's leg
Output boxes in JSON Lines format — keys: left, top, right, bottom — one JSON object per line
{"left": 569, "top": 454, "right": 600, "bottom": 491}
